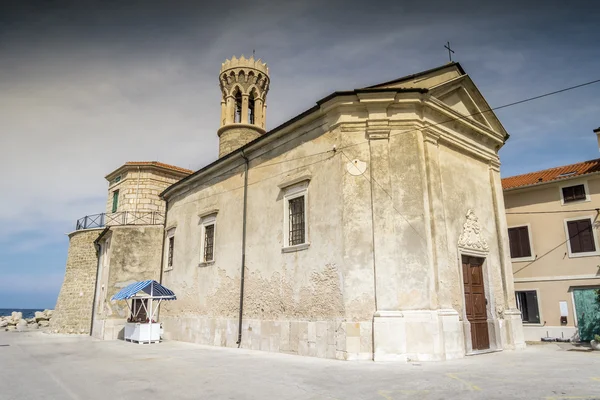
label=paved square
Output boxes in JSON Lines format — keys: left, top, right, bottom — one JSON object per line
{"left": 1, "top": 331, "right": 599, "bottom": 400}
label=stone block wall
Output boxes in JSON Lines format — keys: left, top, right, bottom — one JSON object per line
{"left": 218, "top": 126, "right": 262, "bottom": 157}
{"left": 105, "top": 169, "right": 183, "bottom": 215}
{"left": 49, "top": 228, "right": 103, "bottom": 334}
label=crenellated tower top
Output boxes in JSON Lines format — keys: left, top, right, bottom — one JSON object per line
{"left": 217, "top": 55, "right": 271, "bottom": 158}
{"left": 220, "top": 55, "right": 269, "bottom": 76}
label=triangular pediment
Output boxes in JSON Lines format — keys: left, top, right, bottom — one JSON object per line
{"left": 365, "top": 62, "right": 508, "bottom": 138}
{"left": 436, "top": 85, "right": 491, "bottom": 127}
{"left": 429, "top": 76, "right": 507, "bottom": 135}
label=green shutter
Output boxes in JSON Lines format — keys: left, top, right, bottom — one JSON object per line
{"left": 112, "top": 190, "right": 119, "bottom": 213}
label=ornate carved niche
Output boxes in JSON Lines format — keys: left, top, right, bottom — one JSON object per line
{"left": 458, "top": 209, "right": 489, "bottom": 253}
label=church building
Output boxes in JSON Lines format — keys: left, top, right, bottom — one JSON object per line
{"left": 156, "top": 56, "right": 525, "bottom": 361}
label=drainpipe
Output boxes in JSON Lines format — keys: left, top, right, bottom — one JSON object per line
{"left": 236, "top": 150, "right": 250, "bottom": 347}
{"left": 90, "top": 226, "right": 110, "bottom": 336}
{"left": 156, "top": 197, "right": 169, "bottom": 324}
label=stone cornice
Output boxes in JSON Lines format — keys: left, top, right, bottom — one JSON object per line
{"left": 163, "top": 88, "right": 504, "bottom": 201}
{"left": 216, "top": 123, "right": 266, "bottom": 137}
{"left": 422, "top": 129, "right": 441, "bottom": 145}
{"left": 164, "top": 113, "right": 327, "bottom": 202}
{"left": 488, "top": 159, "right": 501, "bottom": 172}
{"left": 426, "top": 98, "right": 505, "bottom": 145}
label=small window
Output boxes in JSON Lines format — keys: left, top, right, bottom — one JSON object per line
{"left": 562, "top": 184, "right": 586, "bottom": 203}
{"left": 281, "top": 180, "right": 309, "bottom": 251}
{"left": 114, "top": 175, "right": 121, "bottom": 183}
{"left": 204, "top": 224, "right": 215, "bottom": 261}
{"left": 508, "top": 226, "right": 532, "bottom": 259}
{"left": 288, "top": 196, "right": 305, "bottom": 246}
{"left": 515, "top": 291, "right": 540, "bottom": 324}
{"left": 199, "top": 213, "right": 217, "bottom": 264}
{"left": 112, "top": 190, "right": 119, "bottom": 213}
{"left": 567, "top": 219, "right": 596, "bottom": 254}
{"left": 167, "top": 236, "right": 174, "bottom": 268}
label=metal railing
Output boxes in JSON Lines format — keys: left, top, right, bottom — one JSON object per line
{"left": 75, "top": 212, "right": 165, "bottom": 231}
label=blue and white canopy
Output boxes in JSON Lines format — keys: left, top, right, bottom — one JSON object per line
{"left": 111, "top": 280, "right": 176, "bottom": 301}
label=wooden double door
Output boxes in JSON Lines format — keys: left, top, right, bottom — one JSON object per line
{"left": 462, "top": 255, "right": 490, "bottom": 351}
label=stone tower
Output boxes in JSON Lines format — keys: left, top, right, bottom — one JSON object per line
{"left": 218, "top": 55, "right": 270, "bottom": 157}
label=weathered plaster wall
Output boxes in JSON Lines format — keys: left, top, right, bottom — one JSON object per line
{"left": 162, "top": 118, "right": 373, "bottom": 360}
{"left": 436, "top": 140, "right": 524, "bottom": 351}
{"left": 50, "top": 228, "right": 102, "bottom": 334}
{"left": 437, "top": 145, "right": 501, "bottom": 312}
{"left": 92, "top": 225, "right": 164, "bottom": 340}
{"left": 160, "top": 72, "right": 524, "bottom": 360}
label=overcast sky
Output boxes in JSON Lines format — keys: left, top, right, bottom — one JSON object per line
{"left": 1, "top": 0, "right": 599, "bottom": 308}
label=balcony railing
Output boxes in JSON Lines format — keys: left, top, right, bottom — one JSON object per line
{"left": 75, "top": 212, "right": 165, "bottom": 231}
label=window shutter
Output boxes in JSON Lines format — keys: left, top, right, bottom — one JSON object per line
{"left": 508, "top": 228, "right": 520, "bottom": 258}
{"left": 508, "top": 226, "right": 531, "bottom": 258}
{"left": 567, "top": 221, "right": 583, "bottom": 253}
{"left": 518, "top": 227, "right": 531, "bottom": 257}
{"left": 578, "top": 219, "right": 595, "bottom": 252}
{"left": 112, "top": 190, "right": 119, "bottom": 213}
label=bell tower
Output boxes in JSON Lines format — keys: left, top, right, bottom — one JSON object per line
{"left": 218, "top": 55, "right": 270, "bottom": 158}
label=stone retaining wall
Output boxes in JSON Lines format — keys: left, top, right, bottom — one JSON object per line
{"left": 49, "top": 228, "right": 103, "bottom": 334}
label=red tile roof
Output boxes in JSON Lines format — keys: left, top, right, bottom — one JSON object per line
{"left": 124, "top": 161, "right": 193, "bottom": 174}
{"left": 502, "top": 158, "right": 600, "bottom": 190}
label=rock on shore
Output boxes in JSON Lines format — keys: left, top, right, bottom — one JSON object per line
{"left": 1, "top": 310, "right": 54, "bottom": 332}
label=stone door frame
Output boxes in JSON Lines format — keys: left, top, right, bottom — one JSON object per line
{"left": 457, "top": 247, "right": 501, "bottom": 354}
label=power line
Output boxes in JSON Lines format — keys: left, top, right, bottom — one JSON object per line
{"left": 513, "top": 212, "right": 600, "bottom": 275}
{"left": 493, "top": 79, "right": 600, "bottom": 112}
{"left": 167, "top": 76, "right": 600, "bottom": 228}
{"left": 332, "top": 76, "right": 600, "bottom": 155}
{"left": 178, "top": 75, "right": 600, "bottom": 203}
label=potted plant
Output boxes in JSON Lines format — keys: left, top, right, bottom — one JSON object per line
{"left": 592, "top": 335, "right": 600, "bottom": 351}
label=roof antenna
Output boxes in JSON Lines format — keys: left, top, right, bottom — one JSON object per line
{"left": 252, "top": 49, "right": 255, "bottom": 58}
{"left": 444, "top": 41, "right": 455, "bottom": 62}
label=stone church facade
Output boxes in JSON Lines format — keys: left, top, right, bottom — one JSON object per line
{"left": 157, "top": 57, "right": 524, "bottom": 361}
{"left": 52, "top": 56, "right": 524, "bottom": 361}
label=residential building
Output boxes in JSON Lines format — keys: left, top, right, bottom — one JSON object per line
{"left": 503, "top": 137, "right": 600, "bottom": 342}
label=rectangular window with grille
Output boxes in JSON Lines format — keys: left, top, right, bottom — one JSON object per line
{"left": 204, "top": 224, "right": 215, "bottom": 262}
{"left": 288, "top": 196, "right": 305, "bottom": 246}
{"left": 168, "top": 236, "right": 174, "bottom": 267}
{"left": 508, "top": 226, "right": 532, "bottom": 259}
{"left": 562, "top": 184, "right": 586, "bottom": 203}
{"left": 567, "top": 218, "right": 596, "bottom": 254}
{"left": 515, "top": 290, "right": 540, "bottom": 324}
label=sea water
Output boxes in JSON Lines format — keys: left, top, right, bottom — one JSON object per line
{"left": 0, "top": 309, "right": 45, "bottom": 319}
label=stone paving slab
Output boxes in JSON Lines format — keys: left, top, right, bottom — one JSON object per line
{"left": 0, "top": 331, "right": 599, "bottom": 400}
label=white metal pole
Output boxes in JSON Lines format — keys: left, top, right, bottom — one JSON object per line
{"left": 149, "top": 283, "right": 154, "bottom": 344}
